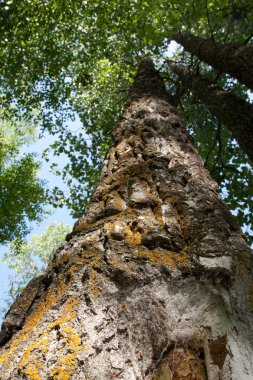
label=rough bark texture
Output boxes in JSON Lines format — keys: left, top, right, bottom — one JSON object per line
{"left": 169, "top": 61, "right": 253, "bottom": 163}
{"left": 174, "top": 32, "right": 253, "bottom": 90}
{"left": 0, "top": 61, "right": 253, "bottom": 380}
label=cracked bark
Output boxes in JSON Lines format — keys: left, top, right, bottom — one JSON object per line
{"left": 0, "top": 60, "right": 253, "bottom": 380}
{"left": 169, "top": 61, "right": 253, "bottom": 163}
{"left": 174, "top": 32, "right": 253, "bottom": 90}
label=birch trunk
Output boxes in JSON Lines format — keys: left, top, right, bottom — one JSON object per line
{"left": 169, "top": 61, "right": 253, "bottom": 163}
{"left": 0, "top": 60, "right": 253, "bottom": 380}
{"left": 174, "top": 32, "right": 253, "bottom": 90}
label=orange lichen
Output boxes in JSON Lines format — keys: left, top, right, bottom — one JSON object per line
{"left": 49, "top": 297, "right": 82, "bottom": 380}
{"left": 109, "top": 258, "right": 135, "bottom": 274}
{"left": 104, "top": 220, "right": 142, "bottom": 246}
{"left": 138, "top": 247, "right": 189, "bottom": 268}
{"left": 153, "top": 205, "right": 165, "bottom": 227}
{"left": 51, "top": 353, "right": 77, "bottom": 380}
{"left": 20, "top": 337, "right": 49, "bottom": 366}
{"left": 105, "top": 221, "right": 125, "bottom": 239}
{"left": 46, "top": 296, "right": 79, "bottom": 331}
{"left": 22, "top": 363, "right": 42, "bottom": 380}
{"left": 88, "top": 269, "right": 101, "bottom": 298}
{"left": 104, "top": 191, "right": 126, "bottom": 212}
{"left": 0, "top": 281, "right": 67, "bottom": 366}
{"left": 125, "top": 227, "right": 142, "bottom": 245}
{"left": 18, "top": 297, "right": 81, "bottom": 380}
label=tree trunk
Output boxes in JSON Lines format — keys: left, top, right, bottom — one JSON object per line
{"left": 169, "top": 61, "right": 253, "bottom": 163}
{"left": 0, "top": 60, "right": 253, "bottom": 380}
{"left": 174, "top": 32, "right": 253, "bottom": 90}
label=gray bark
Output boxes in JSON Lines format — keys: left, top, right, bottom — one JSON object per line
{"left": 174, "top": 32, "right": 253, "bottom": 90}
{"left": 0, "top": 60, "right": 253, "bottom": 380}
{"left": 169, "top": 61, "right": 253, "bottom": 163}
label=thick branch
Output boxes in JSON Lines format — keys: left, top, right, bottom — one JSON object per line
{"left": 169, "top": 61, "right": 253, "bottom": 162}
{"left": 174, "top": 32, "right": 253, "bottom": 90}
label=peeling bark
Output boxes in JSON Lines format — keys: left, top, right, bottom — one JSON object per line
{"left": 0, "top": 60, "right": 253, "bottom": 379}
{"left": 169, "top": 61, "right": 253, "bottom": 163}
{"left": 174, "top": 32, "right": 253, "bottom": 90}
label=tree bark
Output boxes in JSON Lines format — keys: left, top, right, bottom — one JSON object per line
{"left": 0, "top": 60, "right": 253, "bottom": 380}
{"left": 169, "top": 61, "right": 253, "bottom": 163}
{"left": 174, "top": 32, "right": 253, "bottom": 90}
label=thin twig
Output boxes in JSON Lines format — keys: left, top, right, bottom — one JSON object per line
{"left": 205, "top": 0, "right": 215, "bottom": 41}
{"left": 204, "top": 121, "right": 220, "bottom": 167}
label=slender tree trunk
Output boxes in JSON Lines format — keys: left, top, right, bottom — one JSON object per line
{"left": 0, "top": 60, "right": 253, "bottom": 380}
{"left": 174, "top": 32, "right": 253, "bottom": 90}
{"left": 169, "top": 61, "right": 253, "bottom": 163}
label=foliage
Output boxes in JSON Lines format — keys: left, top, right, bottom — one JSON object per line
{"left": 0, "top": 111, "right": 49, "bottom": 244}
{"left": 0, "top": 222, "right": 71, "bottom": 315}
{"left": 0, "top": 0, "right": 252, "bottom": 238}
{"left": 161, "top": 48, "right": 253, "bottom": 243}
{"left": 45, "top": 59, "right": 131, "bottom": 217}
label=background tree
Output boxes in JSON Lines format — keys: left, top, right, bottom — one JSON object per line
{"left": 168, "top": 61, "right": 253, "bottom": 162}
{"left": 0, "top": 222, "right": 71, "bottom": 316}
{"left": 0, "top": 110, "right": 49, "bottom": 244}
{"left": 174, "top": 32, "right": 253, "bottom": 90}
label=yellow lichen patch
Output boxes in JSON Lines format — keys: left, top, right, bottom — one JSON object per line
{"left": 19, "top": 297, "right": 81, "bottom": 380}
{"left": 21, "top": 284, "right": 67, "bottom": 336}
{"left": 138, "top": 247, "right": 189, "bottom": 268}
{"left": 88, "top": 268, "right": 102, "bottom": 298}
{"left": 104, "top": 220, "right": 142, "bottom": 246}
{"left": 153, "top": 205, "right": 165, "bottom": 227}
{"left": 47, "top": 296, "right": 79, "bottom": 331}
{"left": 167, "top": 195, "right": 180, "bottom": 206}
{"left": 168, "top": 196, "right": 188, "bottom": 218}
{"left": 51, "top": 354, "right": 77, "bottom": 380}
{"left": 72, "top": 217, "right": 94, "bottom": 232}
{"left": 22, "top": 363, "right": 42, "bottom": 380}
{"left": 109, "top": 258, "right": 136, "bottom": 274}
{"left": 16, "top": 291, "right": 69, "bottom": 377}
{"left": 53, "top": 252, "right": 71, "bottom": 266}
{"left": 0, "top": 281, "right": 67, "bottom": 366}
{"left": 49, "top": 297, "right": 82, "bottom": 380}
{"left": 104, "top": 191, "right": 126, "bottom": 212}
{"left": 125, "top": 227, "right": 142, "bottom": 246}
{"left": 65, "top": 256, "right": 92, "bottom": 279}
{"left": 104, "top": 220, "right": 126, "bottom": 239}
{"left": 78, "top": 250, "right": 97, "bottom": 261}
{"left": 20, "top": 337, "right": 49, "bottom": 366}
{"left": 85, "top": 255, "right": 103, "bottom": 298}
